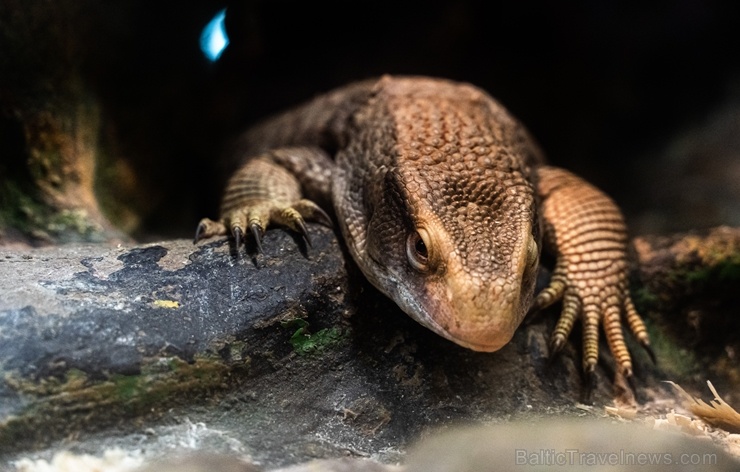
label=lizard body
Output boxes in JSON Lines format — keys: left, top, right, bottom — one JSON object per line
{"left": 196, "top": 75, "right": 651, "bottom": 384}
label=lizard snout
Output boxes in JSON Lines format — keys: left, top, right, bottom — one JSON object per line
{"left": 426, "top": 274, "right": 528, "bottom": 352}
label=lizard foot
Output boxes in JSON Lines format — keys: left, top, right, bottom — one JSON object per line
{"left": 195, "top": 199, "right": 331, "bottom": 252}
{"left": 194, "top": 154, "right": 333, "bottom": 252}
{"left": 231, "top": 198, "right": 331, "bottom": 250}
{"left": 533, "top": 243, "right": 653, "bottom": 382}
{"left": 534, "top": 166, "right": 654, "bottom": 390}
{"left": 534, "top": 254, "right": 655, "bottom": 377}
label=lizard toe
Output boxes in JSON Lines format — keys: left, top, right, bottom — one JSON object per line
{"left": 272, "top": 206, "right": 312, "bottom": 247}
{"left": 293, "top": 199, "right": 333, "bottom": 227}
{"left": 194, "top": 218, "right": 226, "bottom": 244}
{"left": 532, "top": 261, "right": 567, "bottom": 310}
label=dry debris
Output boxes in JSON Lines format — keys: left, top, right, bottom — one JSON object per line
{"left": 667, "top": 381, "right": 740, "bottom": 434}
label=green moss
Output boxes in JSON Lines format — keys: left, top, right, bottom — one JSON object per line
{"left": 0, "top": 179, "right": 102, "bottom": 241}
{"left": 680, "top": 238, "right": 740, "bottom": 287}
{"left": 0, "top": 353, "right": 245, "bottom": 450}
{"left": 631, "top": 285, "right": 660, "bottom": 312}
{"left": 282, "top": 318, "right": 344, "bottom": 356}
{"left": 0, "top": 180, "right": 44, "bottom": 234}
{"left": 634, "top": 247, "right": 740, "bottom": 315}
{"left": 643, "top": 319, "right": 701, "bottom": 379}
{"left": 717, "top": 258, "right": 740, "bottom": 280}
{"left": 111, "top": 373, "right": 140, "bottom": 401}
{"left": 48, "top": 208, "right": 101, "bottom": 239}
{"left": 683, "top": 257, "right": 740, "bottom": 286}
{"left": 227, "top": 341, "right": 248, "bottom": 362}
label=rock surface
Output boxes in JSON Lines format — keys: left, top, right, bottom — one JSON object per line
{"left": 0, "top": 225, "right": 666, "bottom": 469}
{"left": 631, "top": 226, "right": 740, "bottom": 402}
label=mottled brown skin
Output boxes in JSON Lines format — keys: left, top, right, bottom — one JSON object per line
{"left": 196, "top": 76, "right": 651, "bottom": 384}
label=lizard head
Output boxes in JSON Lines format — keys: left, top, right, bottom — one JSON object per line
{"left": 358, "top": 167, "right": 541, "bottom": 352}
{"left": 334, "top": 76, "right": 542, "bottom": 352}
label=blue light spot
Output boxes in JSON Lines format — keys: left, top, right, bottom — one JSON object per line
{"left": 200, "top": 9, "right": 229, "bottom": 62}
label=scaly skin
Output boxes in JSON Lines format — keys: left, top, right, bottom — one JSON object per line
{"left": 533, "top": 167, "right": 652, "bottom": 380}
{"left": 195, "top": 75, "right": 652, "bottom": 388}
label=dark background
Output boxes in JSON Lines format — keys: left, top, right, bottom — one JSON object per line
{"left": 5, "top": 0, "right": 740, "bottom": 239}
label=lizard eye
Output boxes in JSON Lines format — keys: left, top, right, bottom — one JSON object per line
{"left": 406, "top": 230, "right": 430, "bottom": 272}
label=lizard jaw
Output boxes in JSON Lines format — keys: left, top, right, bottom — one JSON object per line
{"left": 393, "top": 277, "right": 527, "bottom": 353}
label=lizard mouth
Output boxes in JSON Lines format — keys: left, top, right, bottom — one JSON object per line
{"left": 410, "top": 298, "right": 519, "bottom": 353}
{"left": 432, "top": 320, "right": 515, "bottom": 352}
{"left": 444, "top": 335, "right": 510, "bottom": 352}
{"left": 390, "top": 273, "right": 524, "bottom": 353}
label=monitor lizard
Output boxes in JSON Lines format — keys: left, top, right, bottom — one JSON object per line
{"left": 195, "top": 75, "right": 653, "bottom": 388}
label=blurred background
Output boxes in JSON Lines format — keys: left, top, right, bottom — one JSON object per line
{"left": 2, "top": 0, "right": 739, "bottom": 241}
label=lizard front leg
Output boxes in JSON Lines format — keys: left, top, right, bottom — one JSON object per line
{"left": 195, "top": 147, "right": 334, "bottom": 250}
{"left": 533, "top": 166, "right": 653, "bottom": 388}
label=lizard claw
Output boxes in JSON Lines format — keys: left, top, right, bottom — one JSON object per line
{"left": 249, "top": 222, "right": 264, "bottom": 253}
{"left": 293, "top": 199, "right": 333, "bottom": 227}
{"left": 194, "top": 218, "right": 227, "bottom": 244}
{"left": 194, "top": 222, "right": 206, "bottom": 244}
{"left": 583, "top": 367, "right": 596, "bottom": 404}
{"left": 642, "top": 342, "right": 657, "bottom": 365}
{"left": 627, "top": 372, "right": 638, "bottom": 393}
{"left": 549, "top": 336, "right": 566, "bottom": 359}
{"left": 546, "top": 336, "right": 565, "bottom": 368}
{"left": 295, "top": 217, "right": 311, "bottom": 247}
{"left": 233, "top": 225, "right": 244, "bottom": 248}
